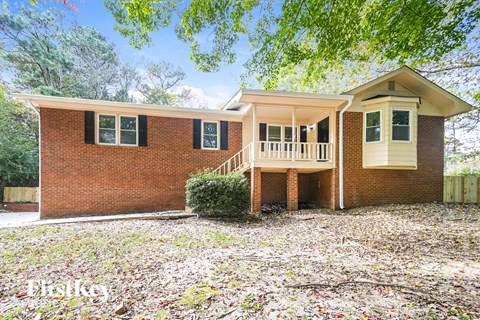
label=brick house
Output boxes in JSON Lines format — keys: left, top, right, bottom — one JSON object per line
{"left": 14, "top": 66, "right": 471, "bottom": 218}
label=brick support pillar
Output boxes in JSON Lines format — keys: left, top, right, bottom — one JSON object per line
{"left": 251, "top": 167, "right": 262, "bottom": 213}
{"left": 287, "top": 168, "right": 298, "bottom": 211}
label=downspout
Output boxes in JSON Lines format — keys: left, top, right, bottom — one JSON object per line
{"left": 25, "top": 99, "right": 41, "bottom": 216}
{"left": 339, "top": 97, "right": 353, "bottom": 209}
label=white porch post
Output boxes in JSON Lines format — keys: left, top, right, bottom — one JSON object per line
{"left": 252, "top": 104, "right": 256, "bottom": 162}
{"left": 292, "top": 107, "right": 296, "bottom": 161}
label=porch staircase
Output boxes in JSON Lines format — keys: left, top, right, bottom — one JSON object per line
{"left": 213, "top": 143, "right": 253, "bottom": 175}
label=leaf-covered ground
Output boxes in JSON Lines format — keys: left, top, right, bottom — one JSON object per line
{"left": 0, "top": 203, "right": 479, "bottom": 319}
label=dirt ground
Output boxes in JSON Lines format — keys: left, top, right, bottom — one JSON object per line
{"left": 0, "top": 203, "right": 479, "bottom": 319}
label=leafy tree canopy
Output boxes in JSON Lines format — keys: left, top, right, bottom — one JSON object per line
{"left": 0, "top": 1, "right": 72, "bottom": 91}
{"left": 0, "top": 84, "right": 38, "bottom": 189}
{"left": 105, "top": 0, "right": 480, "bottom": 88}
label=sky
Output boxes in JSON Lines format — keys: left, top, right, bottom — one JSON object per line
{"left": 15, "top": 0, "right": 253, "bottom": 107}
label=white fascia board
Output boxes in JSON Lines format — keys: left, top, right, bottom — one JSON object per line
{"left": 238, "top": 89, "right": 353, "bottom": 101}
{"left": 13, "top": 94, "right": 245, "bottom": 121}
{"left": 361, "top": 96, "right": 420, "bottom": 106}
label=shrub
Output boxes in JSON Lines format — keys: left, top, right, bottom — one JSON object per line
{"left": 448, "top": 168, "right": 480, "bottom": 177}
{"left": 186, "top": 172, "right": 250, "bottom": 218}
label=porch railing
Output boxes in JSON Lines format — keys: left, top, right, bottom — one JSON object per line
{"left": 256, "top": 141, "right": 333, "bottom": 161}
{"left": 213, "top": 141, "right": 333, "bottom": 175}
{"left": 212, "top": 143, "right": 253, "bottom": 175}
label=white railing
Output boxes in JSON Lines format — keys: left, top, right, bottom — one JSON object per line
{"left": 213, "top": 142, "right": 333, "bottom": 175}
{"left": 213, "top": 143, "right": 253, "bottom": 175}
{"left": 256, "top": 142, "right": 333, "bottom": 161}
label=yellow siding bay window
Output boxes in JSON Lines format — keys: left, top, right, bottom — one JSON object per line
{"left": 362, "top": 96, "right": 419, "bottom": 169}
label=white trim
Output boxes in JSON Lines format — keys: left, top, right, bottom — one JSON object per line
{"left": 97, "top": 113, "right": 139, "bottom": 147}
{"left": 97, "top": 113, "right": 117, "bottom": 146}
{"left": 119, "top": 115, "right": 139, "bottom": 146}
{"left": 391, "top": 109, "right": 411, "bottom": 142}
{"left": 13, "top": 94, "right": 244, "bottom": 121}
{"left": 265, "top": 124, "right": 299, "bottom": 144}
{"left": 361, "top": 96, "right": 420, "bottom": 106}
{"left": 201, "top": 120, "right": 220, "bottom": 150}
{"left": 364, "top": 110, "right": 382, "bottom": 144}
{"left": 267, "top": 124, "right": 282, "bottom": 142}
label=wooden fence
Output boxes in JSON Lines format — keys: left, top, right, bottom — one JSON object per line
{"left": 443, "top": 176, "right": 479, "bottom": 203}
{"left": 3, "top": 187, "right": 39, "bottom": 203}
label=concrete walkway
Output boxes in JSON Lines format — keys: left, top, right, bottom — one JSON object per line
{"left": 0, "top": 211, "right": 196, "bottom": 229}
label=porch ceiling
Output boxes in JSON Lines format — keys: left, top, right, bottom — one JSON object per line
{"left": 254, "top": 105, "right": 331, "bottom": 123}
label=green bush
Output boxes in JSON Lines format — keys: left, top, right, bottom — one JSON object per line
{"left": 186, "top": 172, "right": 250, "bottom": 218}
{"left": 448, "top": 168, "right": 480, "bottom": 177}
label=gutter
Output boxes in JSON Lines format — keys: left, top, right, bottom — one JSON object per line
{"left": 339, "top": 97, "right": 353, "bottom": 210}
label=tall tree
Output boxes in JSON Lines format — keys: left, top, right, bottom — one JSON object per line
{"left": 112, "top": 63, "right": 141, "bottom": 102}
{"left": 0, "top": 2, "right": 72, "bottom": 94}
{"left": 61, "top": 25, "right": 120, "bottom": 100}
{"left": 137, "top": 60, "right": 186, "bottom": 105}
{"left": 105, "top": 0, "right": 480, "bottom": 87}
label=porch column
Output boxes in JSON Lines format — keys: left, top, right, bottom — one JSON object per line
{"left": 286, "top": 168, "right": 298, "bottom": 211}
{"left": 292, "top": 107, "right": 296, "bottom": 161}
{"left": 250, "top": 167, "right": 262, "bottom": 213}
{"left": 252, "top": 104, "right": 256, "bottom": 161}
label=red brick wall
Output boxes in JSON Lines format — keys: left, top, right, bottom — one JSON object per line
{"left": 2, "top": 203, "right": 39, "bottom": 212}
{"left": 286, "top": 169, "right": 298, "bottom": 210}
{"left": 261, "top": 173, "right": 286, "bottom": 204}
{"left": 40, "top": 108, "right": 242, "bottom": 218}
{"left": 250, "top": 168, "right": 262, "bottom": 213}
{"left": 309, "top": 169, "right": 336, "bottom": 209}
{"left": 257, "top": 172, "right": 309, "bottom": 205}
{"left": 339, "top": 112, "right": 444, "bottom": 208}
{"left": 298, "top": 173, "right": 310, "bottom": 202}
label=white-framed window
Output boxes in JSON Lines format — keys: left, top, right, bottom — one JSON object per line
{"left": 97, "top": 114, "right": 138, "bottom": 146}
{"left": 365, "top": 110, "right": 382, "bottom": 143}
{"left": 267, "top": 125, "right": 282, "bottom": 142}
{"left": 392, "top": 110, "right": 410, "bottom": 142}
{"left": 98, "top": 114, "right": 117, "bottom": 145}
{"left": 284, "top": 126, "right": 298, "bottom": 142}
{"left": 202, "top": 121, "right": 219, "bottom": 149}
{"left": 266, "top": 124, "right": 299, "bottom": 151}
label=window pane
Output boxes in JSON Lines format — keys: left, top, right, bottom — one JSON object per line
{"left": 99, "top": 115, "right": 116, "bottom": 129}
{"left": 366, "top": 127, "right": 380, "bottom": 142}
{"left": 99, "top": 129, "right": 116, "bottom": 144}
{"left": 268, "top": 126, "right": 281, "bottom": 141}
{"left": 121, "top": 117, "right": 136, "bottom": 130}
{"left": 203, "top": 135, "right": 217, "bottom": 148}
{"left": 120, "top": 131, "right": 136, "bottom": 145}
{"left": 366, "top": 112, "right": 380, "bottom": 127}
{"left": 284, "top": 127, "right": 292, "bottom": 141}
{"left": 393, "top": 126, "right": 410, "bottom": 141}
{"left": 284, "top": 127, "right": 293, "bottom": 142}
{"left": 393, "top": 110, "right": 409, "bottom": 125}
{"left": 203, "top": 122, "right": 217, "bottom": 135}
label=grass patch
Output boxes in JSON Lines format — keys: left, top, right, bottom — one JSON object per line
{"left": 176, "top": 286, "right": 220, "bottom": 309}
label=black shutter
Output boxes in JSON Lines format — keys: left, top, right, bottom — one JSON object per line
{"left": 84, "top": 111, "right": 95, "bottom": 144}
{"left": 138, "top": 115, "right": 148, "bottom": 146}
{"left": 193, "top": 119, "right": 201, "bottom": 149}
{"left": 300, "top": 125, "right": 307, "bottom": 142}
{"left": 259, "top": 123, "right": 266, "bottom": 152}
{"left": 220, "top": 121, "right": 228, "bottom": 150}
{"left": 317, "top": 117, "right": 329, "bottom": 143}
{"left": 259, "top": 123, "right": 267, "bottom": 141}
{"left": 300, "top": 125, "right": 307, "bottom": 153}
